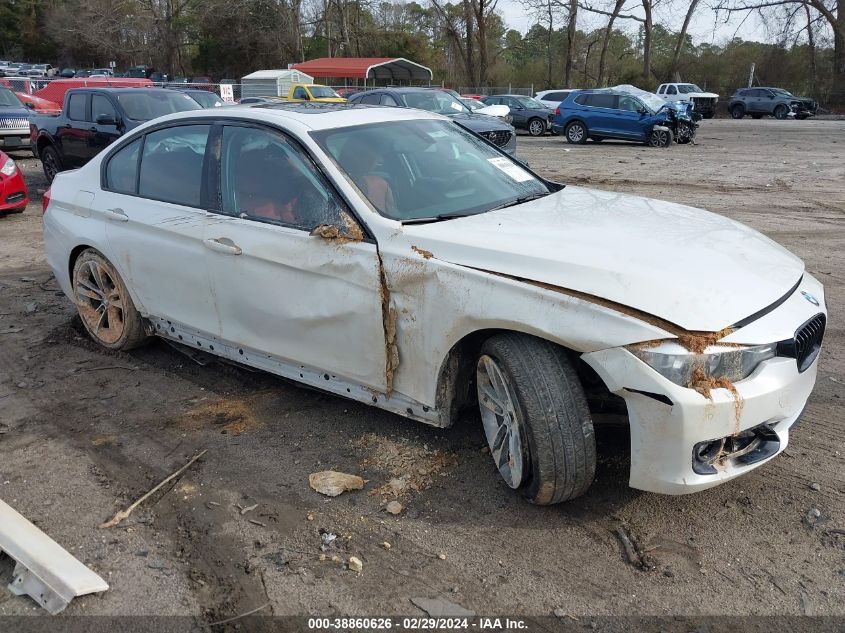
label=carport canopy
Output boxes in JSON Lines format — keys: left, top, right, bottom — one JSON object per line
{"left": 291, "top": 57, "right": 433, "bottom": 82}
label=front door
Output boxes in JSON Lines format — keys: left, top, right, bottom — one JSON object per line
{"left": 90, "top": 94, "right": 122, "bottom": 157}
{"left": 204, "top": 123, "right": 388, "bottom": 391}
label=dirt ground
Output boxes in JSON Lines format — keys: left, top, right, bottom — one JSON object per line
{"left": 0, "top": 119, "right": 843, "bottom": 625}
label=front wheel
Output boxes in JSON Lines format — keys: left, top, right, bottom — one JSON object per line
{"left": 565, "top": 121, "right": 587, "bottom": 144}
{"left": 476, "top": 333, "right": 596, "bottom": 504}
{"left": 648, "top": 127, "right": 673, "bottom": 148}
{"left": 72, "top": 249, "right": 149, "bottom": 351}
{"left": 527, "top": 118, "right": 546, "bottom": 137}
{"left": 774, "top": 104, "right": 789, "bottom": 120}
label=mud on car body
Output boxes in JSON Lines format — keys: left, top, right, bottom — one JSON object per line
{"left": 42, "top": 103, "right": 826, "bottom": 504}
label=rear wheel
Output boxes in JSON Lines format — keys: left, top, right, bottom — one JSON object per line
{"left": 476, "top": 333, "right": 596, "bottom": 504}
{"left": 565, "top": 121, "right": 587, "bottom": 144}
{"left": 774, "top": 104, "right": 789, "bottom": 120}
{"left": 527, "top": 118, "right": 546, "bottom": 137}
{"left": 72, "top": 249, "right": 148, "bottom": 351}
{"left": 41, "top": 145, "right": 62, "bottom": 184}
{"left": 730, "top": 104, "right": 745, "bottom": 119}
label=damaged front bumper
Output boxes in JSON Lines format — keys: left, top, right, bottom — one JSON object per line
{"left": 583, "top": 347, "right": 819, "bottom": 494}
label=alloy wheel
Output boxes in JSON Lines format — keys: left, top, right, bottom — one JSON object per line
{"left": 476, "top": 354, "right": 527, "bottom": 489}
{"left": 74, "top": 259, "right": 126, "bottom": 345}
{"left": 528, "top": 119, "right": 545, "bottom": 136}
{"left": 566, "top": 123, "right": 584, "bottom": 143}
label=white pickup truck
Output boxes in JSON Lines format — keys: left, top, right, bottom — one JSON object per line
{"left": 656, "top": 83, "right": 718, "bottom": 118}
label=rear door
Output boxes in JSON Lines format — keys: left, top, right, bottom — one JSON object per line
{"left": 58, "top": 92, "right": 92, "bottom": 167}
{"left": 582, "top": 93, "right": 618, "bottom": 135}
{"left": 203, "top": 122, "right": 388, "bottom": 390}
{"left": 100, "top": 122, "right": 218, "bottom": 332}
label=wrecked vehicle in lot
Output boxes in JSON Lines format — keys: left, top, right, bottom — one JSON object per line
{"left": 554, "top": 85, "right": 700, "bottom": 147}
{"left": 42, "top": 104, "right": 826, "bottom": 504}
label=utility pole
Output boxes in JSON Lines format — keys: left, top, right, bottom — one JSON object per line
{"left": 747, "top": 63, "right": 755, "bottom": 88}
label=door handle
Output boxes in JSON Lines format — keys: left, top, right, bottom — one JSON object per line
{"left": 103, "top": 207, "right": 128, "bottom": 222}
{"left": 203, "top": 238, "right": 242, "bottom": 255}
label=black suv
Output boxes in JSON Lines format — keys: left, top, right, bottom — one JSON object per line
{"left": 480, "top": 94, "right": 555, "bottom": 136}
{"left": 348, "top": 88, "right": 516, "bottom": 155}
{"left": 728, "top": 88, "right": 817, "bottom": 120}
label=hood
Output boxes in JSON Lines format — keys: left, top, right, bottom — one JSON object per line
{"left": 0, "top": 107, "right": 31, "bottom": 119}
{"left": 402, "top": 186, "right": 804, "bottom": 333}
{"left": 446, "top": 111, "right": 513, "bottom": 132}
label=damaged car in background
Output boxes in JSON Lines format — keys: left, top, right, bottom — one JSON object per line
{"left": 42, "top": 104, "right": 826, "bottom": 504}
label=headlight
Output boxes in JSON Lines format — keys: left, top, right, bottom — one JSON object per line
{"left": 0, "top": 157, "right": 16, "bottom": 177}
{"left": 629, "top": 342, "right": 777, "bottom": 387}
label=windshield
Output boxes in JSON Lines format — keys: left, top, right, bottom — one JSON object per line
{"left": 401, "top": 91, "right": 469, "bottom": 115}
{"left": 313, "top": 119, "right": 549, "bottom": 222}
{"left": 677, "top": 84, "right": 703, "bottom": 94}
{"left": 115, "top": 90, "right": 202, "bottom": 120}
{"left": 772, "top": 88, "right": 793, "bottom": 96}
{"left": 462, "top": 99, "right": 483, "bottom": 111}
{"left": 0, "top": 87, "right": 23, "bottom": 108}
{"left": 612, "top": 85, "right": 665, "bottom": 112}
{"left": 309, "top": 86, "right": 341, "bottom": 98}
{"left": 515, "top": 96, "right": 546, "bottom": 109}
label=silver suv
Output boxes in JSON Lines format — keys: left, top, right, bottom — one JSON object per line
{"left": 728, "top": 87, "right": 817, "bottom": 120}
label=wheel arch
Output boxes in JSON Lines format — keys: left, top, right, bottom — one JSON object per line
{"left": 35, "top": 133, "right": 57, "bottom": 157}
{"left": 67, "top": 244, "right": 147, "bottom": 315}
{"left": 434, "top": 327, "right": 590, "bottom": 428}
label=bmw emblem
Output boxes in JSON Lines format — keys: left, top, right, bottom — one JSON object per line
{"left": 801, "top": 291, "right": 820, "bottom": 306}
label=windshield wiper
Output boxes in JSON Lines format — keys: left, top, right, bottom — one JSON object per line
{"left": 485, "top": 191, "right": 550, "bottom": 212}
{"left": 402, "top": 212, "right": 477, "bottom": 225}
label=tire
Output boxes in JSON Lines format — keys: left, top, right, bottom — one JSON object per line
{"left": 730, "top": 104, "right": 745, "bottom": 119}
{"left": 648, "top": 127, "right": 673, "bottom": 148}
{"left": 527, "top": 118, "right": 546, "bottom": 137}
{"left": 774, "top": 104, "right": 789, "bottom": 120}
{"left": 751, "top": 114, "right": 763, "bottom": 119}
{"left": 41, "top": 145, "right": 63, "bottom": 184}
{"left": 565, "top": 121, "right": 587, "bottom": 144}
{"left": 476, "top": 333, "right": 596, "bottom": 504}
{"left": 72, "top": 249, "right": 148, "bottom": 351}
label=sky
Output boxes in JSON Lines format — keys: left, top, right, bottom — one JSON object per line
{"left": 495, "top": 0, "right": 770, "bottom": 45}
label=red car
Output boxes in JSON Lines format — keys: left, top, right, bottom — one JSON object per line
{"left": 0, "top": 150, "right": 29, "bottom": 213}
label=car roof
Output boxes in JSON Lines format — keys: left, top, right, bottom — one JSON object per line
{"left": 145, "top": 102, "right": 445, "bottom": 131}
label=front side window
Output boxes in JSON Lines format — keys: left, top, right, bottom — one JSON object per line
{"left": 138, "top": 125, "right": 210, "bottom": 207}
{"left": 618, "top": 96, "right": 641, "bottom": 112}
{"left": 220, "top": 125, "right": 345, "bottom": 231}
{"left": 92, "top": 95, "right": 117, "bottom": 123}
{"left": 115, "top": 91, "right": 201, "bottom": 121}
{"left": 313, "top": 119, "right": 550, "bottom": 222}
{"left": 68, "top": 93, "right": 88, "bottom": 121}
{"left": 105, "top": 137, "right": 141, "bottom": 194}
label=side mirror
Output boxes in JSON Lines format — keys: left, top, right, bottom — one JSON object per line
{"left": 96, "top": 114, "right": 117, "bottom": 126}
{"left": 637, "top": 107, "right": 648, "bottom": 115}
{"left": 23, "top": 102, "right": 34, "bottom": 110}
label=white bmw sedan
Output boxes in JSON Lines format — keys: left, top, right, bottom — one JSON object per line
{"left": 42, "top": 104, "right": 826, "bottom": 504}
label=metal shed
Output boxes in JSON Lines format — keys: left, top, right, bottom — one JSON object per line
{"left": 290, "top": 58, "right": 433, "bottom": 84}
{"left": 240, "top": 69, "right": 315, "bottom": 98}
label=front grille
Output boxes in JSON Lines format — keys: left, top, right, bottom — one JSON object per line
{"left": 778, "top": 313, "right": 826, "bottom": 372}
{"left": 483, "top": 130, "right": 512, "bottom": 147}
{"left": 0, "top": 118, "right": 29, "bottom": 130}
{"left": 5, "top": 192, "right": 25, "bottom": 204}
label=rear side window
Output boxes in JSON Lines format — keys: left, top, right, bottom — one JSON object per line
{"left": 666, "top": 85, "right": 677, "bottom": 95}
{"left": 586, "top": 94, "right": 615, "bottom": 108}
{"left": 67, "top": 93, "right": 88, "bottom": 121}
{"left": 381, "top": 94, "right": 398, "bottom": 106}
{"left": 547, "top": 91, "right": 569, "bottom": 101}
{"left": 657, "top": 85, "right": 666, "bottom": 94}
{"left": 293, "top": 86, "right": 309, "bottom": 100}
{"left": 138, "top": 125, "right": 210, "bottom": 207}
{"left": 358, "top": 92, "right": 381, "bottom": 105}
{"left": 574, "top": 94, "right": 588, "bottom": 105}
{"left": 105, "top": 138, "right": 141, "bottom": 194}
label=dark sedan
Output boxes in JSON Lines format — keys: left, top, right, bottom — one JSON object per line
{"left": 481, "top": 94, "right": 556, "bottom": 136}
{"left": 347, "top": 88, "right": 516, "bottom": 155}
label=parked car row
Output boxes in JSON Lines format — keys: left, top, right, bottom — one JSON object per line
{"left": 0, "top": 61, "right": 57, "bottom": 78}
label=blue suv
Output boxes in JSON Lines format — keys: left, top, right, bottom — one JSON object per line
{"left": 552, "top": 88, "right": 696, "bottom": 146}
